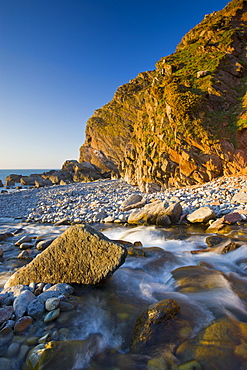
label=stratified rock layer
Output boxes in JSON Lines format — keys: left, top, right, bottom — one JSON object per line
{"left": 79, "top": 0, "right": 247, "bottom": 191}
{"left": 5, "top": 225, "right": 127, "bottom": 287}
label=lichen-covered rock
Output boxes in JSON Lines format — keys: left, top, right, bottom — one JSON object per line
{"left": 4, "top": 225, "right": 127, "bottom": 287}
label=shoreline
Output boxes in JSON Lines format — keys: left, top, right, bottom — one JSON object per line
{"left": 1, "top": 176, "right": 247, "bottom": 225}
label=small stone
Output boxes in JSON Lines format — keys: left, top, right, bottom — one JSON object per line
{"left": 38, "top": 333, "right": 50, "bottom": 344}
{"left": 7, "top": 342, "right": 20, "bottom": 357}
{"left": 44, "top": 308, "right": 60, "bottom": 323}
{"left": 19, "top": 243, "right": 33, "bottom": 250}
{"left": 13, "top": 290, "right": 36, "bottom": 319}
{"left": 17, "top": 250, "right": 33, "bottom": 260}
{"left": 15, "top": 235, "right": 32, "bottom": 246}
{"left": 36, "top": 239, "right": 54, "bottom": 251}
{"left": 0, "top": 306, "right": 13, "bottom": 325}
{"left": 27, "top": 299, "right": 45, "bottom": 318}
{"left": 45, "top": 297, "right": 60, "bottom": 311}
{"left": 59, "top": 301, "right": 74, "bottom": 311}
{"left": 14, "top": 316, "right": 33, "bottom": 333}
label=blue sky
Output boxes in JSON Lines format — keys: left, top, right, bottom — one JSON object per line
{"left": 0, "top": 0, "right": 228, "bottom": 169}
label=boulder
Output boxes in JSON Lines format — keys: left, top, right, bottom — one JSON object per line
{"left": 232, "top": 190, "right": 247, "bottom": 203}
{"left": 120, "top": 194, "right": 143, "bottom": 210}
{"left": 187, "top": 207, "right": 216, "bottom": 223}
{"left": 206, "top": 212, "right": 242, "bottom": 232}
{"left": 5, "top": 174, "right": 22, "bottom": 183}
{"left": 42, "top": 171, "right": 73, "bottom": 185}
{"left": 35, "top": 179, "right": 53, "bottom": 188}
{"left": 20, "top": 175, "right": 43, "bottom": 186}
{"left": 4, "top": 225, "right": 127, "bottom": 287}
{"left": 131, "top": 299, "right": 180, "bottom": 349}
{"left": 128, "top": 200, "right": 182, "bottom": 225}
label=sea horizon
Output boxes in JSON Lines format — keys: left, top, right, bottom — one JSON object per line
{"left": 0, "top": 169, "right": 59, "bottom": 185}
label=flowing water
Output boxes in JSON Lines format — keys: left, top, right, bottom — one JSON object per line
{"left": 1, "top": 219, "right": 247, "bottom": 369}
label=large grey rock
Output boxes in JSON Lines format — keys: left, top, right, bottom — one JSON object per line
{"left": 128, "top": 200, "right": 182, "bottom": 225}
{"left": 4, "top": 225, "right": 127, "bottom": 287}
{"left": 187, "top": 207, "right": 216, "bottom": 223}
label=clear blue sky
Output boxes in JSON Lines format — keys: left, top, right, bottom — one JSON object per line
{"left": 0, "top": 0, "right": 228, "bottom": 169}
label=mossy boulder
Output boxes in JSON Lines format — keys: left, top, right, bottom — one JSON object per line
{"left": 5, "top": 225, "right": 127, "bottom": 287}
{"left": 131, "top": 299, "right": 180, "bottom": 351}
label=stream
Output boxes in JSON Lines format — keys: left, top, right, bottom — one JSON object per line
{"left": 1, "top": 218, "right": 247, "bottom": 369}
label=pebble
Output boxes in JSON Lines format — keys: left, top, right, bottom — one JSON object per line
{"left": 0, "top": 177, "right": 247, "bottom": 224}
{"left": 44, "top": 308, "right": 60, "bottom": 323}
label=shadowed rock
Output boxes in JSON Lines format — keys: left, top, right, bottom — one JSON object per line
{"left": 4, "top": 225, "right": 127, "bottom": 287}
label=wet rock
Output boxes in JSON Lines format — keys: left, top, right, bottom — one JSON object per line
{"left": 14, "top": 316, "right": 33, "bottom": 333}
{"left": 13, "top": 290, "right": 36, "bottom": 319}
{"left": 5, "top": 225, "right": 127, "bottom": 286}
{"left": 19, "top": 243, "right": 34, "bottom": 250}
{"left": 172, "top": 265, "right": 227, "bottom": 292}
{"left": 205, "top": 235, "right": 228, "bottom": 248}
{"left": 36, "top": 239, "right": 54, "bottom": 251}
{"left": 0, "top": 232, "right": 13, "bottom": 241}
{"left": 25, "top": 339, "right": 99, "bottom": 370}
{"left": 7, "top": 342, "right": 20, "bottom": 357}
{"left": 131, "top": 299, "right": 180, "bottom": 349}
{"left": 17, "top": 250, "right": 33, "bottom": 260}
{"left": 15, "top": 235, "right": 32, "bottom": 246}
{"left": 206, "top": 212, "right": 243, "bottom": 232}
{"left": 0, "top": 306, "right": 13, "bottom": 324}
{"left": 0, "top": 357, "right": 19, "bottom": 370}
{"left": 187, "top": 207, "right": 216, "bottom": 223}
{"left": 44, "top": 308, "right": 60, "bottom": 323}
{"left": 59, "top": 301, "right": 74, "bottom": 311}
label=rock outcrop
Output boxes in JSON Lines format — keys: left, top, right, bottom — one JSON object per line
{"left": 4, "top": 225, "right": 127, "bottom": 287}
{"left": 79, "top": 0, "right": 247, "bottom": 191}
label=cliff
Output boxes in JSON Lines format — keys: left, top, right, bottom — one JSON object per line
{"left": 79, "top": 0, "right": 247, "bottom": 191}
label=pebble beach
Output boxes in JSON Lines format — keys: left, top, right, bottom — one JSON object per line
{"left": 1, "top": 176, "right": 247, "bottom": 224}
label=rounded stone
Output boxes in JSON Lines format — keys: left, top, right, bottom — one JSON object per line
{"left": 45, "top": 298, "right": 60, "bottom": 311}
{"left": 44, "top": 308, "right": 60, "bottom": 323}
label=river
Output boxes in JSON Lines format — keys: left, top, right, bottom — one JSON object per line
{"left": 1, "top": 218, "right": 247, "bottom": 369}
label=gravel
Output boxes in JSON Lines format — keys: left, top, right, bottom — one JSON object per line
{"left": 1, "top": 176, "right": 247, "bottom": 224}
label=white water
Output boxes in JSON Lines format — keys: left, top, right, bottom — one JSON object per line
{"left": 1, "top": 220, "right": 247, "bottom": 368}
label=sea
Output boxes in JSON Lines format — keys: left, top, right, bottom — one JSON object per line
{"left": 0, "top": 169, "right": 58, "bottom": 185}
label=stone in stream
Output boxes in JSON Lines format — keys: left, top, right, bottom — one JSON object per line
{"left": 128, "top": 200, "right": 182, "bottom": 225}
{"left": 14, "top": 316, "right": 33, "bottom": 333}
{"left": 131, "top": 299, "right": 180, "bottom": 350}
{"left": 206, "top": 212, "right": 242, "bottom": 232}
{"left": 186, "top": 206, "right": 216, "bottom": 223}
{"left": 15, "top": 235, "right": 33, "bottom": 246}
{"left": 36, "top": 239, "right": 55, "bottom": 251}
{"left": 44, "top": 308, "right": 60, "bottom": 323}
{"left": 5, "top": 225, "right": 127, "bottom": 287}
{"left": 25, "top": 338, "right": 102, "bottom": 370}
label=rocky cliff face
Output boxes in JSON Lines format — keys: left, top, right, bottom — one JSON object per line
{"left": 79, "top": 0, "right": 247, "bottom": 191}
